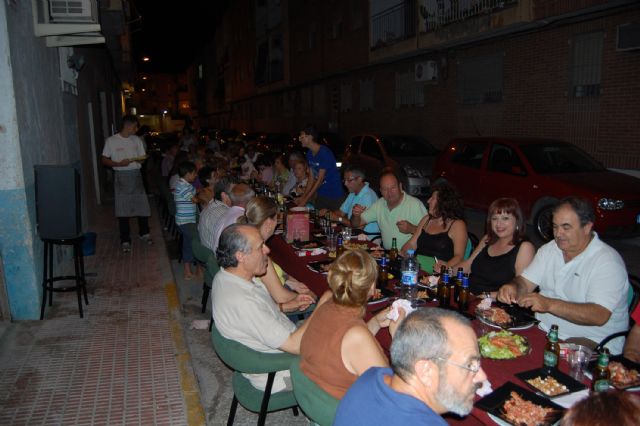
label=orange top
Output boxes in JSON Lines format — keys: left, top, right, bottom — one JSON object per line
{"left": 300, "top": 299, "right": 384, "bottom": 399}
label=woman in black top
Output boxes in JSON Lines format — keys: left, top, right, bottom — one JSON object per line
{"left": 401, "top": 182, "right": 468, "bottom": 271}
{"left": 454, "top": 198, "right": 535, "bottom": 295}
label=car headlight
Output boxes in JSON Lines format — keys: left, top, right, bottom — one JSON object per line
{"left": 598, "top": 198, "right": 624, "bottom": 210}
{"left": 404, "top": 165, "right": 421, "bottom": 178}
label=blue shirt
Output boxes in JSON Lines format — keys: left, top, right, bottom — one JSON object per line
{"left": 174, "top": 178, "right": 197, "bottom": 225}
{"left": 334, "top": 367, "right": 448, "bottom": 426}
{"left": 306, "top": 145, "right": 344, "bottom": 199}
{"left": 340, "top": 183, "right": 380, "bottom": 235}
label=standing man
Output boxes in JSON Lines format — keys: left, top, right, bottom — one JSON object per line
{"left": 297, "top": 125, "right": 344, "bottom": 209}
{"left": 101, "top": 115, "right": 152, "bottom": 253}
{"left": 319, "top": 164, "right": 380, "bottom": 237}
{"left": 351, "top": 171, "right": 426, "bottom": 249}
{"left": 497, "top": 197, "right": 629, "bottom": 353}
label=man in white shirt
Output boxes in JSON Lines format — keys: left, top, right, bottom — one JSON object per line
{"left": 212, "top": 224, "right": 325, "bottom": 391}
{"left": 198, "top": 177, "right": 234, "bottom": 251}
{"left": 498, "top": 197, "right": 629, "bottom": 353}
{"left": 101, "top": 115, "right": 152, "bottom": 253}
{"left": 211, "top": 183, "right": 255, "bottom": 253}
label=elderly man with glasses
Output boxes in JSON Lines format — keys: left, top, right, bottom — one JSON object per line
{"left": 334, "top": 308, "right": 487, "bottom": 425}
{"left": 318, "top": 164, "right": 380, "bottom": 237}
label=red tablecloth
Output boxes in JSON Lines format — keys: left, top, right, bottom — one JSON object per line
{"left": 266, "top": 234, "right": 582, "bottom": 426}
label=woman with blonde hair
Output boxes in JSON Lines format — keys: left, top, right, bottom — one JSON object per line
{"left": 289, "top": 159, "right": 315, "bottom": 200}
{"left": 299, "top": 249, "right": 405, "bottom": 399}
{"left": 237, "top": 196, "right": 316, "bottom": 311}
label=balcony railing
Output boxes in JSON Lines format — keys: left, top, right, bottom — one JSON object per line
{"left": 420, "top": 0, "right": 518, "bottom": 32}
{"left": 370, "top": 0, "right": 518, "bottom": 49}
{"left": 371, "top": 3, "right": 417, "bottom": 50}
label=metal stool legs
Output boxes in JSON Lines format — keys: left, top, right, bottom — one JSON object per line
{"left": 40, "top": 238, "right": 89, "bottom": 320}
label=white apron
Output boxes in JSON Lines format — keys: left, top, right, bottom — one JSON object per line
{"left": 114, "top": 170, "right": 151, "bottom": 218}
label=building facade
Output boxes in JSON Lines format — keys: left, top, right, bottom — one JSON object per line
{"left": 192, "top": 0, "right": 640, "bottom": 170}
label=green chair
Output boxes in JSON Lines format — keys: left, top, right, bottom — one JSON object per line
{"left": 289, "top": 358, "right": 339, "bottom": 426}
{"left": 192, "top": 232, "right": 219, "bottom": 313}
{"left": 210, "top": 322, "right": 299, "bottom": 426}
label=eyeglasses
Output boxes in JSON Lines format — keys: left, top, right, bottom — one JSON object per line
{"left": 435, "top": 357, "right": 481, "bottom": 375}
{"left": 343, "top": 177, "right": 358, "bottom": 183}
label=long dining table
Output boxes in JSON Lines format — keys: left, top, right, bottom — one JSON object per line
{"left": 267, "top": 233, "right": 592, "bottom": 425}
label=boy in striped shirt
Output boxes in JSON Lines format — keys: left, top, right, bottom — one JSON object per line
{"left": 174, "top": 161, "right": 199, "bottom": 280}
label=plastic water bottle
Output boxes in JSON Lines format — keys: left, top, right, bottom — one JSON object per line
{"left": 401, "top": 250, "right": 419, "bottom": 306}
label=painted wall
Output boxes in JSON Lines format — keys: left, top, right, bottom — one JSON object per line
{"left": 0, "top": 2, "right": 83, "bottom": 319}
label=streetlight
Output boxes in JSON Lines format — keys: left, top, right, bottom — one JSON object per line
{"left": 142, "top": 56, "right": 150, "bottom": 62}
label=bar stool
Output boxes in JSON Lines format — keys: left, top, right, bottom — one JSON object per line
{"left": 40, "top": 236, "right": 89, "bottom": 319}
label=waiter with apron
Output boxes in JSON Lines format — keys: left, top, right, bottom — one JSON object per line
{"left": 101, "top": 115, "right": 152, "bottom": 253}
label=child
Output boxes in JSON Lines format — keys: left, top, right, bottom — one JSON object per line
{"left": 174, "top": 161, "right": 199, "bottom": 280}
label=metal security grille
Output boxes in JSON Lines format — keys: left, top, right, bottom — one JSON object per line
{"left": 571, "top": 32, "right": 604, "bottom": 98}
{"left": 458, "top": 52, "right": 504, "bottom": 104}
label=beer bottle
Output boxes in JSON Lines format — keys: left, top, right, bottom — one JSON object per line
{"left": 438, "top": 267, "right": 450, "bottom": 308}
{"left": 388, "top": 238, "right": 398, "bottom": 262}
{"left": 378, "top": 257, "right": 389, "bottom": 289}
{"left": 543, "top": 324, "right": 560, "bottom": 369}
{"left": 455, "top": 267, "right": 464, "bottom": 303}
{"left": 458, "top": 274, "right": 470, "bottom": 313}
{"left": 336, "top": 234, "right": 344, "bottom": 257}
{"left": 591, "top": 349, "right": 611, "bottom": 392}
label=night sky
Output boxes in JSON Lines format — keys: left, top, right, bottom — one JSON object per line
{"left": 131, "top": 0, "right": 226, "bottom": 73}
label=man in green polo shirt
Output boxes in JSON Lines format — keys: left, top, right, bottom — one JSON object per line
{"left": 351, "top": 171, "right": 426, "bottom": 249}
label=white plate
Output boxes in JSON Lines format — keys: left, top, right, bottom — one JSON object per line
{"left": 367, "top": 297, "right": 390, "bottom": 305}
{"left": 290, "top": 207, "right": 308, "bottom": 212}
{"left": 476, "top": 314, "right": 536, "bottom": 331}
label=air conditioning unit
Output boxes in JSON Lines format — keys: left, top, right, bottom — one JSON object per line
{"left": 32, "top": 0, "right": 104, "bottom": 46}
{"left": 49, "top": 0, "right": 95, "bottom": 23}
{"left": 415, "top": 61, "right": 438, "bottom": 82}
{"left": 617, "top": 23, "right": 640, "bottom": 51}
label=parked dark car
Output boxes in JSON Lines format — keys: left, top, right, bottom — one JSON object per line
{"left": 432, "top": 137, "right": 640, "bottom": 240}
{"left": 343, "top": 134, "right": 439, "bottom": 197}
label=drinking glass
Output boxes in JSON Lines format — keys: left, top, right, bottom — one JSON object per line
{"left": 327, "top": 234, "right": 338, "bottom": 253}
{"left": 342, "top": 227, "right": 352, "bottom": 241}
{"left": 568, "top": 345, "right": 592, "bottom": 381}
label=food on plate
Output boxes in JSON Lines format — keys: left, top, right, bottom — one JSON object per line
{"left": 502, "top": 391, "right": 554, "bottom": 426}
{"left": 478, "top": 331, "right": 529, "bottom": 359}
{"left": 478, "top": 306, "right": 512, "bottom": 326}
{"left": 416, "top": 290, "right": 428, "bottom": 299}
{"left": 419, "top": 275, "right": 438, "bottom": 287}
{"left": 369, "top": 289, "right": 386, "bottom": 301}
{"left": 298, "top": 241, "right": 321, "bottom": 249}
{"left": 609, "top": 361, "right": 640, "bottom": 388}
{"left": 525, "top": 376, "right": 569, "bottom": 396}
{"left": 344, "top": 242, "right": 369, "bottom": 250}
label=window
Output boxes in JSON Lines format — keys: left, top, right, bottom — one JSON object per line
{"left": 458, "top": 52, "right": 503, "bottom": 104}
{"left": 340, "top": 83, "right": 352, "bottom": 112}
{"left": 395, "top": 71, "right": 424, "bottom": 108}
{"left": 488, "top": 144, "right": 526, "bottom": 175}
{"left": 362, "top": 137, "right": 383, "bottom": 160}
{"left": 359, "top": 78, "right": 374, "bottom": 111}
{"left": 571, "top": 32, "right": 603, "bottom": 98}
{"left": 451, "top": 142, "right": 487, "bottom": 169}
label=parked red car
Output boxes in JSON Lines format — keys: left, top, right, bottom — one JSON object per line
{"left": 432, "top": 137, "right": 640, "bottom": 240}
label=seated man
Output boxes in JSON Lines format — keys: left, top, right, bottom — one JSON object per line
{"left": 198, "top": 177, "right": 234, "bottom": 251}
{"left": 319, "top": 164, "right": 380, "bottom": 238}
{"left": 210, "top": 183, "right": 255, "bottom": 252}
{"left": 212, "top": 224, "right": 327, "bottom": 392}
{"left": 351, "top": 171, "right": 426, "bottom": 249}
{"left": 498, "top": 196, "right": 629, "bottom": 353}
{"left": 623, "top": 304, "right": 640, "bottom": 362}
{"left": 334, "top": 308, "right": 487, "bottom": 425}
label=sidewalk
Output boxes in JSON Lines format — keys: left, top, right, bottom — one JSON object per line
{"left": 0, "top": 202, "right": 202, "bottom": 425}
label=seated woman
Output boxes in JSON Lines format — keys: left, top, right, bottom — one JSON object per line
{"left": 271, "top": 153, "right": 290, "bottom": 192}
{"left": 299, "top": 249, "right": 404, "bottom": 399}
{"left": 289, "top": 159, "right": 315, "bottom": 200}
{"left": 237, "top": 196, "right": 317, "bottom": 311}
{"left": 253, "top": 154, "right": 274, "bottom": 186}
{"left": 401, "top": 181, "right": 467, "bottom": 272}
{"left": 453, "top": 198, "right": 535, "bottom": 295}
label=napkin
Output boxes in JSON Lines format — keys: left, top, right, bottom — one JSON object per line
{"left": 386, "top": 299, "right": 416, "bottom": 321}
{"left": 477, "top": 297, "right": 492, "bottom": 310}
{"left": 553, "top": 389, "right": 590, "bottom": 408}
{"left": 296, "top": 248, "right": 327, "bottom": 256}
{"left": 476, "top": 379, "right": 493, "bottom": 397}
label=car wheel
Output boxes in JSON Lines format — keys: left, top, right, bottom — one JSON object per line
{"left": 534, "top": 204, "right": 554, "bottom": 242}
